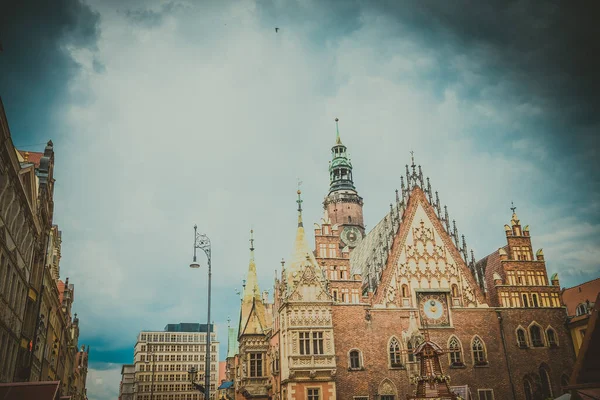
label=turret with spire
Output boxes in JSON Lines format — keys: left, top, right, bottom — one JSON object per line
{"left": 323, "top": 118, "right": 365, "bottom": 245}
{"left": 238, "top": 230, "right": 268, "bottom": 337}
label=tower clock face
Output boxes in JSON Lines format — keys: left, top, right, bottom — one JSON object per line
{"left": 341, "top": 226, "right": 362, "bottom": 247}
{"left": 417, "top": 292, "right": 450, "bottom": 327}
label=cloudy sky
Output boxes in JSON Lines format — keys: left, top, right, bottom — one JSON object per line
{"left": 2, "top": 0, "right": 600, "bottom": 398}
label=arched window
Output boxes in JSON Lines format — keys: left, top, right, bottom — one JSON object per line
{"left": 407, "top": 341, "right": 415, "bottom": 363}
{"left": 523, "top": 379, "right": 533, "bottom": 400}
{"left": 517, "top": 328, "right": 528, "bottom": 348}
{"left": 389, "top": 338, "right": 402, "bottom": 368}
{"left": 546, "top": 328, "right": 557, "bottom": 347}
{"left": 402, "top": 285, "right": 409, "bottom": 298}
{"left": 451, "top": 284, "right": 459, "bottom": 297}
{"left": 349, "top": 349, "right": 361, "bottom": 370}
{"left": 576, "top": 303, "right": 588, "bottom": 316}
{"left": 401, "top": 284, "right": 411, "bottom": 307}
{"left": 530, "top": 325, "right": 544, "bottom": 347}
{"left": 348, "top": 216, "right": 352, "bottom": 223}
{"left": 472, "top": 336, "right": 487, "bottom": 365}
{"left": 522, "top": 294, "right": 529, "bottom": 307}
{"left": 448, "top": 336, "right": 463, "bottom": 366}
{"left": 532, "top": 294, "right": 539, "bottom": 307}
{"left": 561, "top": 374, "right": 570, "bottom": 394}
{"left": 540, "top": 366, "right": 553, "bottom": 398}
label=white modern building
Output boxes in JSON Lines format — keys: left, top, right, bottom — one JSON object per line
{"left": 133, "top": 323, "right": 219, "bottom": 400}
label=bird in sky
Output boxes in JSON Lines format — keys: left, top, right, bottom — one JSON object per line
{"left": 275, "top": 27, "right": 279, "bottom": 33}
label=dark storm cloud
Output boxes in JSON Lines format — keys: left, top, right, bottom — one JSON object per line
{"left": 0, "top": 0, "right": 100, "bottom": 145}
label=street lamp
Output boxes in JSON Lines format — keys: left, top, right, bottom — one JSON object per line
{"left": 191, "top": 225, "right": 212, "bottom": 399}
{"left": 187, "top": 365, "right": 205, "bottom": 393}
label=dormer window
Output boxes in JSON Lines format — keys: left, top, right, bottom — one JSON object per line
{"left": 576, "top": 303, "right": 588, "bottom": 316}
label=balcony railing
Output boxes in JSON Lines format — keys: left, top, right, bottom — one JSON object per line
{"left": 289, "top": 355, "right": 335, "bottom": 369}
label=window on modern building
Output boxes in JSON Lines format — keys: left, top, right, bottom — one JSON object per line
{"left": 299, "top": 332, "right": 310, "bottom": 355}
{"left": 307, "top": 388, "right": 320, "bottom": 400}
{"left": 517, "top": 328, "right": 528, "bottom": 348}
{"left": 249, "top": 353, "right": 263, "bottom": 377}
{"left": 312, "top": 332, "right": 324, "bottom": 355}
{"left": 478, "top": 389, "right": 494, "bottom": 400}
{"left": 349, "top": 350, "right": 361, "bottom": 369}
{"left": 530, "top": 325, "right": 544, "bottom": 347}
{"left": 576, "top": 303, "right": 588, "bottom": 316}
{"left": 389, "top": 338, "right": 402, "bottom": 368}
{"left": 547, "top": 328, "right": 557, "bottom": 347}
{"left": 448, "top": 337, "right": 462, "bottom": 366}
{"left": 472, "top": 337, "right": 487, "bottom": 365}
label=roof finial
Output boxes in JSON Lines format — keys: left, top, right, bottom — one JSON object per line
{"left": 249, "top": 229, "right": 255, "bottom": 252}
{"left": 410, "top": 150, "right": 415, "bottom": 167}
{"left": 510, "top": 201, "right": 516, "bottom": 214}
{"left": 335, "top": 118, "right": 341, "bottom": 144}
{"left": 296, "top": 187, "right": 304, "bottom": 228}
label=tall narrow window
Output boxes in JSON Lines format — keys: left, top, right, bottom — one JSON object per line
{"left": 448, "top": 337, "right": 462, "bottom": 366}
{"left": 451, "top": 284, "right": 459, "bottom": 297}
{"left": 522, "top": 294, "right": 529, "bottom": 307}
{"left": 472, "top": 337, "right": 486, "bottom": 364}
{"left": 524, "top": 380, "right": 533, "bottom": 400}
{"left": 532, "top": 294, "right": 539, "bottom": 307}
{"left": 546, "top": 328, "right": 557, "bottom": 347}
{"left": 312, "top": 332, "right": 324, "bottom": 355}
{"left": 249, "top": 353, "right": 263, "bottom": 377}
{"left": 349, "top": 350, "right": 361, "bottom": 369}
{"left": 517, "top": 329, "right": 527, "bottom": 348}
{"left": 299, "top": 332, "right": 310, "bottom": 355}
{"left": 407, "top": 341, "right": 414, "bottom": 362}
{"left": 530, "top": 325, "right": 544, "bottom": 347}
{"left": 389, "top": 338, "right": 402, "bottom": 368}
{"left": 540, "top": 367, "right": 553, "bottom": 398}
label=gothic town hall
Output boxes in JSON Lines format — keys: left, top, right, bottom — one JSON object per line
{"left": 230, "top": 121, "right": 575, "bottom": 400}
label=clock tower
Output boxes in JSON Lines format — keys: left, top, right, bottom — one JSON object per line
{"left": 322, "top": 118, "right": 365, "bottom": 250}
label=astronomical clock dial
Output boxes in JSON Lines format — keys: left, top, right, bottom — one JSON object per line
{"left": 341, "top": 226, "right": 362, "bottom": 247}
{"left": 417, "top": 292, "right": 450, "bottom": 327}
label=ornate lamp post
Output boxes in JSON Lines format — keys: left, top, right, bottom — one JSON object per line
{"left": 190, "top": 225, "right": 212, "bottom": 399}
{"left": 187, "top": 365, "right": 206, "bottom": 393}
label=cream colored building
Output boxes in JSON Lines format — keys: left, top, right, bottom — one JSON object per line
{"left": 133, "top": 323, "right": 219, "bottom": 400}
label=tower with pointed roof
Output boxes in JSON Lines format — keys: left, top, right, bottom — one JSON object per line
{"left": 276, "top": 190, "right": 337, "bottom": 400}
{"left": 322, "top": 119, "right": 365, "bottom": 245}
{"left": 236, "top": 231, "right": 271, "bottom": 399}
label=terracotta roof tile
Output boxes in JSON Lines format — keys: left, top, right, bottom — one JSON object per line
{"left": 17, "top": 150, "right": 44, "bottom": 168}
{"left": 562, "top": 277, "right": 600, "bottom": 316}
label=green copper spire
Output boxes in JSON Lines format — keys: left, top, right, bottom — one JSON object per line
{"left": 329, "top": 118, "right": 355, "bottom": 194}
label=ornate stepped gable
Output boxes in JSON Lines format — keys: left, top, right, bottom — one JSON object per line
{"left": 350, "top": 158, "right": 486, "bottom": 307}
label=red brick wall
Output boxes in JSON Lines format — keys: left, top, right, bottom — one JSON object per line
{"left": 331, "top": 304, "right": 575, "bottom": 399}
